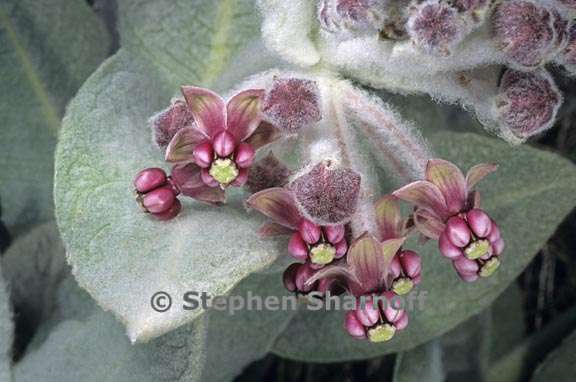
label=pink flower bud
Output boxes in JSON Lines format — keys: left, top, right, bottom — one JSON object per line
{"left": 134, "top": 168, "right": 167, "bottom": 193}
{"left": 495, "top": 69, "right": 562, "bottom": 139}
{"left": 290, "top": 161, "right": 361, "bottom": 225}
{"left": 492, "top": 238, "right": 505, "bottom": 256}
{"left": 439, "top": 231, "right": 463, "bottom": 259}
{"left": 453, "top": 256, "right": 479, "bottom": 276}
{"left": 466, "top": 208, "right": 492, "bottom": 238}
{"left": 319, "top": 0, "right": 389, "bottom": 34}
{"left": 231, "top": 168, "right": 249, "bottom": 187}
{"left": 324, "top": 224, "right": 345, "bottom": 244}
{"left": 142, "top": 187, "right": 177, "bottom": 214}
{"left": 283, "top": 263, "right": 300, "bottom": 292}
{"left": 446, "top": 216, "right": 471, "bottom": 247}
{"left": 294, "top": 263, "right": 317, "bottom": 293}
{"left": 406, "top": 0, "right": 468, "bottom": 56}
{"left": 200, "top": 168, "right": 219, "bottom": 187}
{"left": 234, "top": 143, "right": 255, "bottom": 169}
{"left": 298, "top": 219, "right": 322, "bottom": 244}
{"left": 262, "top": 78, "right": 321, "bottom": 133}
{"left": 355, "top": 297, "right": 380, "bottom": 327}
{"left": 154, "top": 199, "right": 182, "bottom": 221}
{"left": 334, "top": 239, "right": 348, "bottom": 258}
{"left": 491, "top": 1, "right": 557, "bottom": 68}
{"left": 345, "top": 311, "right": 367, "bottom": 339}
{"left": 192, "top": 142, "right": 214, "bottom": 168}
{"left": 399, "top": 250, "right": 422, "bottom": 279}
{"left": 288, "top": 232, "right": 309, "bottom": 261}
{"left": 212, "top": 131, "right": 236, "bottom": 157}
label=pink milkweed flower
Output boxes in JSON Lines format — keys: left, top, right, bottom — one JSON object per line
{"left": 375, "top": 195, "right": 422, "bottom": 295}
{"left": 393, "top": 159, "right": 504, "bottom": 282}
{"left": 306, "top": 233, "right": 409, "bottom": 342}
{"left": 133, "top": 168, "right": 182, "bottom": 220}
{"left": 246, "top": 187, "right": 349, "bottom": 267}
{"left": 163, "top": 86, "right": 281, "bottom": 189}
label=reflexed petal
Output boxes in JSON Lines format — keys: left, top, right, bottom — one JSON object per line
{"left": 257, "top": 221, "right": 294, "bottom": 237}
{"left": 393, "top": 180, "right": 449, "bottom": 219}
{"left": 466, "top": 163, "right": 498, "bottom": 190}
{"left": 244, "top": 122, "right": 283, "bottom": 150}
{"left": 304, "top": 262, "right": 354, "bottom": 287}
{"left": 347, "top": 234, "right": 404, "bottom": 293}
{"left": 413, "top": 208, "right": 445, "bottom": 240}
{"left": 181, "top": 86, "right": 226, "bottom": 138}
{"left": 170, "top": 163, "right": 225, "bottom": 204}
{"left": 374, "top": 195, "right": 404, "bottom": 240}
{"left": 226, "top": 89, "right": 265, "bottom": 141}
{"left": 245, "top": 187, "right": 302, "bottom": 229}
{"left": 164, "top": 128, "right": 206, "bottom": 163}
{"left": 426, "top": 159, "right": 467, "bottom": 214}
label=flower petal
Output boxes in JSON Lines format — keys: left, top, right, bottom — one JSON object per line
{"left": 170, "top": 163, "right": 225, "bottom": 204}
{"left": 393, "top": 180, "right": 449, "bottom": 219}
{"left": 413, "top": 209, "right": 445, "bottom": 240}
{"left": 426, "top": 159, "right": 467, "bottom": 214}
{"left": 164, "top": 127, "right": 207, "bottom": 163}
{"left": 181, "top": 86, "right": 226, "bottom": 139}
{"left": 244, "top": 122, "right": 282, "bottom": 150}
{"left": 374, "top": 195, "right": 404, "bottom": 240}
{"left": 347, "top": 233, "right": 387, "bottom": 293}
{"left": 226, "top": 89, "right": 265, "bottom": 142}
{"left": 257, "top": 221, "right": 294, "bottom": 237}
{"left": 304, "top": 262, "right": 354, "bottom": 287}
{"left": 245, "top": 187, "right": 301, "bottom": 229}
{"left": 466, "top": 163, "right": 498, "bottom": 190}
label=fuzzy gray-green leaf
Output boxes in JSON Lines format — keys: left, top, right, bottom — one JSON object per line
{"left": 0, "top": 0, "right": 110, "bottom": 234}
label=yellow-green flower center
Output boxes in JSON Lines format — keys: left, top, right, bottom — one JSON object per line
{"left": 479, "top": 257, "right": 500, "bottom": 278}
{"left": 392, "top": 278, "right": 414, "bottom": 295}
{"left": 464, "top": 239, "right": 491, "bottom": 260}
{"left": 368, "top": 324, "right": 396, "bottom": 343}
{"left": 310, "top": 243, "right": 336, "bottom": 265}
{"left": 209, "top": 158, "right": 239, "bottom": 185}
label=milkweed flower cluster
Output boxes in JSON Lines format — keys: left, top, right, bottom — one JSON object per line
{"left": 131, "top": 68, "right": 505, "bottom": 344}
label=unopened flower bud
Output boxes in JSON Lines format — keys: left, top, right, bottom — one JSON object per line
{"left": 318, "top": 0, "right": 389, "bottom": 35}
{"left": 283, "top": 263, "right": 318, "bottom": 293}
{"left": 290, "top": 161, "right": 361, "bottom": 225}
{"left": 150, "top": 99, "right": 194, "bottom": 149}
{"left": 406, "top": 0, "right": 469, "bottom": 56}
{"left": 491, "top": 1, "right": 557, "bottom": 69}
{"left": 134, "top": 168, "right": 181, "bottom": 220}
{"left": 245, "top": 152, "right": 292, "bottom": 194}
{"left": 134, "top": 168, "right": 167, "bottom": 194}
{"left": 494, "top": 69, "right": 562, "bottom": 139}
{"left": 262, "top": 78, "right": 321, "bottom": 133}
